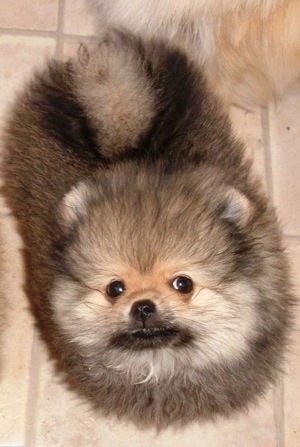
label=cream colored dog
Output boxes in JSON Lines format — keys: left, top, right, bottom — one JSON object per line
{"left": 90, "top": 0, "right": 300, "bottom": 108}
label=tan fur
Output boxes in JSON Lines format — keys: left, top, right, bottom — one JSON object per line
{"left": 75, "top": 40, "right": 156, "bottom": 156}
{"left": 90, "top": 0, "right": 300, "bottom": 107}
{"left": 212, "top": 2, "right": 300, "bottom": 106}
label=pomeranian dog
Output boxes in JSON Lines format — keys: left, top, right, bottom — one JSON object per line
{"left": 3, "top": 30, "right": 293, "bottom": 428}
{"left": 89, "top": 0, "right": 300, "bottom": 108}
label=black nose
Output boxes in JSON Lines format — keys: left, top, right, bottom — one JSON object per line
{"left": 130, "top": 300, "right": 156, "bottom": 323}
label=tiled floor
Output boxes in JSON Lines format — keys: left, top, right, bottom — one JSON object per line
{"left": 0, "top": 1, "right": 299, "bottom": 446}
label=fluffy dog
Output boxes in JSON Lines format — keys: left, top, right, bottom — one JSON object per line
{"left": 3, "top": 31, "right": 293, "bottom": 428}
{"left": 89, "top": 0, "right": 300, "bottom": 108}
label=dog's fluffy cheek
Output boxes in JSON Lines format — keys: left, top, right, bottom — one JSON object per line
{"left": 185, "top": 281, "right": 259, "bottom": 366}
{"left": 50, "top": 277, "right": 114, "bottom": 347}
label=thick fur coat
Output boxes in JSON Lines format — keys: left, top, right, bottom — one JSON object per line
{"left": 90, "top": 0, "right": 300, "bottom": 108}
{"left": 3, "top": 31, "right": 293, "bottom": 428}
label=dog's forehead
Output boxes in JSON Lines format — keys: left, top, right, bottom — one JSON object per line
{"left": 120, "top": 263, "right": 179, "bottom": 284}
{"left": 115, "top": 259, "right": 208, "bottom": 286}
{"left": 120, "top": 267, "right": 168, "bottom": 289}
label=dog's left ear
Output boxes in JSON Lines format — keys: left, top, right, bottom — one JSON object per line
{"left": 56, "top": 182, "right": 90, "bottom": 234}
{"left": 221, "top": 188, "right": 253, "bottom": 228}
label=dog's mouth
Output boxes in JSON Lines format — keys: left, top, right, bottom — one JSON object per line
{"left": 110, "top": 326, "right": 193, "bottom": 350}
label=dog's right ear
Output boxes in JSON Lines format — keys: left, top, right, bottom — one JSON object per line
{"left": 56, "top": 182, "right": 90, "bottom": 234}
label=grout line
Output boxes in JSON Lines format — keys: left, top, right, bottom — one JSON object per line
{"left": 56, "top": 0, "right": 66, "bottom": 59}
{"left": 0, "top": 28, "right": 97, "bottom": 41}
{"left": 284, "top": 234, "right": 300, "bottom": 242}
{"left": 261, "top": 104, "right": 286, "bottom": 447}
{"left": 24, "top": 328, "right": 42, "bottom": 447}
{"left": 273, "top": 380, "right": 286, "bottom": 447}
{"left": 260, "top": 105, "right": 274, "bottom": 201}
{"left": 58, "top": 34, "right": 102, "bottom": 42}
{"left": 0, "top": 28, "right": 58, "bottom": 37}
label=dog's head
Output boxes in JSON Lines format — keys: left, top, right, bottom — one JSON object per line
{"left": 52, "top": 163, "right": 274, "bottom": 382}
{"left": 51, "top": 162, "right": 286, "bottom": 388}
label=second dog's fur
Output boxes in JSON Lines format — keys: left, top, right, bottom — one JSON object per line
{"left": 90, "top": 0, "right": 300, "bottom": 108}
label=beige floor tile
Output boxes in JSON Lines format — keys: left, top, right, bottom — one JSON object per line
{"left": 64, "top": 0, "right": 96, "bottom": 36}
{"left": 0, "top": 0, "right": 58, "bottom": 31}
{"left": 0, "top": 213, "right": 35, "bottom": 447}
{"left": 269, "top": 95, "right": 300, "bottom": 236}
{"left": 0, "top": 35, "right": 56, "bottom": 121}
{"left": 230, "top": 106, "right": 267, "bottom": 187}
{"left": 0, "top": 34, "right": 56, "bottom": 447}
{"left": 63, "top": 39, "right": 82, "bottom": 58}
{"left": 63, "top": 38, "right": 99, "bottom": 59}
{"left": 284, "top": 239, "right": 300, "bottom": 447}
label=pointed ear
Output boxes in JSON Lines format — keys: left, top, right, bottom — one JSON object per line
{"left": 56, "top": 182, "right": 90, "bottom": 234}
{"left": 221, "top": 188, "right": 253, "bottom": 227}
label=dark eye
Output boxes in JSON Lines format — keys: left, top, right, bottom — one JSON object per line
{"left": 171, "top": 276, "right": 193, "bottom": 294}
{"left": 106, "top": 280, "right": 125, "bottom": 298}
